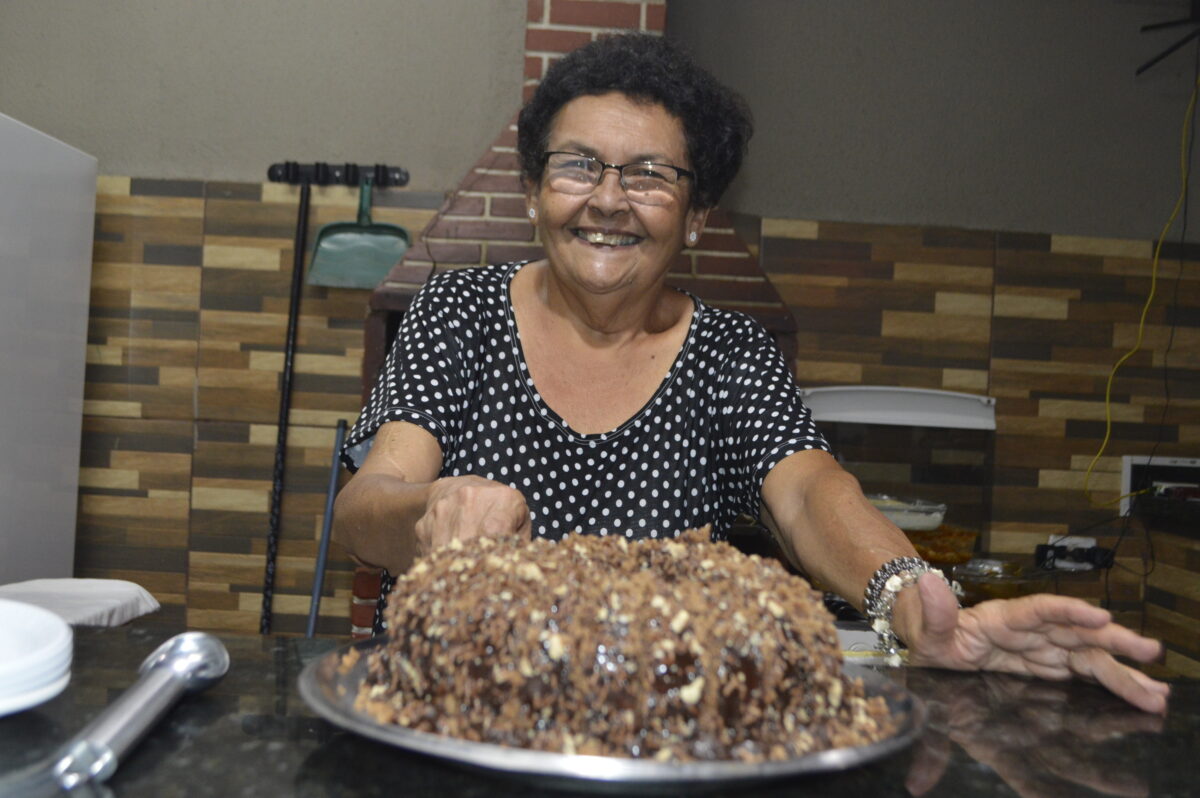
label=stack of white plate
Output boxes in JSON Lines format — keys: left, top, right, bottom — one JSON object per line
{"left": 0, "top": 597, "right": 72, "bottom": 717}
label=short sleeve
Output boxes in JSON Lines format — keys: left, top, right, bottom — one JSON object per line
{"left": 341, "top": 273, "right": 474, "bottom": 471}
{"left": 717, "top": 315, "right": 829, "bottom": 512}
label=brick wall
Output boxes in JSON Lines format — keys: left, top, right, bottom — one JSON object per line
{"left": 382, "top": 0, "right": 796, "bottom": 361}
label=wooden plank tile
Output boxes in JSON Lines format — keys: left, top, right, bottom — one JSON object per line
{"left": 95, "top": 195, "right": 204, "bottom": 218}
{"left": 880, "top": 311, "right": 990, "bottom": 343}
{"left": 1051, "top": 235, "right": 1151, "bottom": 258}
{"left": 795, "top": 360, "right": 864, "bottom": 384}
{"left": 202, "top": 244, "right": 283, "bottom": 271}
{"left": 1038, "top": 398, "right": 1144, "bottom": 422}
{"left": 760, "top": 218, "right": 818, "bottom": 239}
{"left": 935, "top": 292, "right": 992, "bottom": 316}
{"left": 994, "top": 293, "right": 1069, "bottom": 320}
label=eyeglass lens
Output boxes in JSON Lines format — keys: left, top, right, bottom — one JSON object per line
{"left": 545, "top": 153, "right": 682, "bottom": 206}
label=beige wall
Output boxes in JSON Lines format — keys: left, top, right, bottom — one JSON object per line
{"left": 668, "top": 0, "right": 1200, "bottom": 241}
{"left": 0, "top": 0, "right": 525, "bottom": 190}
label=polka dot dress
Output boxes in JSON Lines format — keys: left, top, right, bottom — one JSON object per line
{"left": 343, "top": 261, "right": 829, "bottom": 628}
{"left": 345, "top": 260, "right": 828, "bottom": 535}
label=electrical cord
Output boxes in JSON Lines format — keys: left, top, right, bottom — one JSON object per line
{"left": 1084, "top": 41, "right": 1200, "bottom": 623}
{"left": 1082, "top": 55, "right": 1200, "bottom": 508}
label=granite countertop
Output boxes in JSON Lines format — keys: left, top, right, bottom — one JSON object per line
{"left": 0, "top": 625, "right": 1195, "bottom": 797}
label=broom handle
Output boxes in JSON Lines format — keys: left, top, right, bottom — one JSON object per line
{"left": 261, "top": 180, "right": 311, "bottom": 634}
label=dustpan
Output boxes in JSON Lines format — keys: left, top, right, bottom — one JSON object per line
{"left": 308, "top": 177, "right": 410, "bottom": 288}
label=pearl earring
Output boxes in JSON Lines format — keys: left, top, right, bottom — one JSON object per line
{"left": 528, "top": 209, "right": 536, "bottom": 219}
{"left": 688, "top": 232, "right": 698, "bottom": 243}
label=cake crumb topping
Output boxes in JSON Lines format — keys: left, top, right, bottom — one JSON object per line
{"left": 354, "top": 528, "right": 894, "bottom": 762}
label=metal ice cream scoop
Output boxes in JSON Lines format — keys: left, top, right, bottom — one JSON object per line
{"left": 0, "top": 632, "right": 229, "bottom": 796}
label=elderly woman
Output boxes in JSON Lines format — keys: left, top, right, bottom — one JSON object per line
{"left": 334, "top": 34, "right": 1169, "bottom": 714}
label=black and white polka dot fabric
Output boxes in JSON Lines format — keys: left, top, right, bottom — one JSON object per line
{"left": 343, "top": 260, "right": 829, "bottom": 545}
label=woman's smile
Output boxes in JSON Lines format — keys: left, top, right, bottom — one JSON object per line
{"left": 573, "top": 227, "right": 644, "bottom": 247}
{"left": 526, "top": 92, "right": 707, "bottom": 298}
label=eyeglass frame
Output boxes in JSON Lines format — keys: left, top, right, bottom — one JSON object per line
{"left": 540, "top": 151, "right": 696, "bottom": 203}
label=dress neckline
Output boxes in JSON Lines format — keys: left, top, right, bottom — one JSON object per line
{"left": 501, "top": 260, "right": 702, "bottom": 443}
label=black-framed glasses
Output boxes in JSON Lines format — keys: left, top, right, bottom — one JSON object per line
{"left": 542, "top": 151, "right": 694, "bottom": 206}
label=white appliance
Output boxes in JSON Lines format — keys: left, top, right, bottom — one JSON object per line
{"left": 0, "top": 113, "right": 97, "bottom": 584}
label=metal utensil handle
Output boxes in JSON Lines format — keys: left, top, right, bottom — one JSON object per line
{"left": 57, "top": 667, "right": 182, "bottom": 785}
{"left": 53, "top": 632, "right": 230, "bottom": 790}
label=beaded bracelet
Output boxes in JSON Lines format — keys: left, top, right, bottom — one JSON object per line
{"left": 864, "top": 557, "right": 962, "bottom": 666}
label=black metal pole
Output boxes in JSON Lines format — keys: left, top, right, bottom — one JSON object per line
{"left": 261, "top": 180, "right": 311, "bottom": 634}
{"left": 307, "top": 419, "right": 347, "bottom": 638}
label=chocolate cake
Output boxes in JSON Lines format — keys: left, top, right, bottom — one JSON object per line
{"left": 355, "top": 529, "right": 894, "bottom": 762}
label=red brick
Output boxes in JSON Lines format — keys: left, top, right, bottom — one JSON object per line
{"left": 645, "top": 3, "right": 666, "bottom": 32}
{"left": 705, "top": 209, "right": 734, "bottom": 227}
{"left": 473, "top": 151, "right": 521, "bottom": 172}
{"left": 670, "top": 252, "right": 693, "bottom": 275}
{"left": 490, "top": 197, "right": 531, "bottom": 219}
{"left": 443, "top": 195, "right": 486, "bottom": 217}
{"left": 381, "top": 261, "right": 435, "bottom": 285}
{"left": 405, "top": 241, "right": 481, "bottom": 265}
{"left": 488, "top": 243, "right": 546, "bottom": 263}
{"left": 695, "top": 253, "right": 760, "bottom": 276}
{"left": 459, "top": 172, "right": 525, "bottom": 193}
{"left": 550, "top": 0, "right": 641, "bottom": 29}
{"left": 525, "top": 28, "right": 593, "bottom": 53}
{"left": 524, "top": 55, "right": 543, "bottom": 80}
{"left": 350, "top": 602, "right": 377, "bottom": 628}
{"left": 495, "top": 127, "right": 518, "bottom": 148}
{"left": 523, "top": 83, "right": 538, "bottom": 104}
{"left": 527, "top": 0, "right": 545, "bottom": 22}
{"left": 427, "top": 218, "right": 535, "bottom": 242}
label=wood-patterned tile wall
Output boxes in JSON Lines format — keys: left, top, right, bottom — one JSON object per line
{"left": 79, "top": 177, "right": 436, "bottom": 635}
{"left": 762, "top": 219, "right": 1200, "bottom": 672}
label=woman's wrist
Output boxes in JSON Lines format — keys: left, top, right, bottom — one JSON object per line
{"left": 864, "top": 557, "right": 960, "bottom": 665}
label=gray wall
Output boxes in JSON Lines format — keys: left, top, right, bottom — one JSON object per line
{"left": 4, "top": 1, "right": 1199, "bottom": 239}
{"left": 0, "top": 0, "right": 525, "bottom": 191}
{"left": 669, "top": 0, "right": 1200, "bottom": 240}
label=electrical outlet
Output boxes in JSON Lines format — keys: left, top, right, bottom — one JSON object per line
{"left": 1042, "top": 535, "right": 1099, "bottom": 571}
{"left": 1121, "top": 456, "right": 1200, "bottom": 516}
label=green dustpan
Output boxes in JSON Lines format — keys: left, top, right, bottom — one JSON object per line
{"left": 308, "top": 177, "right": 410, "bottom": 288}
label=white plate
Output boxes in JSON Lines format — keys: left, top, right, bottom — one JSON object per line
{"left": 0, "top": 671, "right": 70, "bottom": 718}
{"left": 0, "top": 655, "right": 71, "bottom": 697}
{"left": 0, "top": 598, "right": 73, "bottom": 716}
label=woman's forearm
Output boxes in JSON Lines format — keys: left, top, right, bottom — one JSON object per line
{"left": 762, "top": 452, "right": 922, "bottom": 618}
{"left": 332, "top": 472, "right": 431, "bottom": 574}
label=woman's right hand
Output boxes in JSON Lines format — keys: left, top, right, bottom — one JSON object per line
{"left": 414, "top": 475, "right": 532, "bottom": 554}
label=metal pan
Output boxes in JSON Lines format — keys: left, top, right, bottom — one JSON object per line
{"left": 297, "top": 638, "right": 925, "bottom": 788}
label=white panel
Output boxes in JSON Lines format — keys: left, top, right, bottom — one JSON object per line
{"left": 0, "top": 113, "right": 97, "bottom": 584}
{"left": 798, "top": 386, "right": 996, "bottom": 430}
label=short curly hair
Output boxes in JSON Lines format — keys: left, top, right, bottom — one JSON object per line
{"left": 517, "top": 34, "right": 753, "bottom": 210}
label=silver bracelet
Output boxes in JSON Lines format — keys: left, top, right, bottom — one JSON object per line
{"left": 863, "top": 556, "right": 961, "bottom": 667}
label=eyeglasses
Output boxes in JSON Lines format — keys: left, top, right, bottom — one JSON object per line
{"left": 542, "top": 151, "right": 695, "bottom": 206}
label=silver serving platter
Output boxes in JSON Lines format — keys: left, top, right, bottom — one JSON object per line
{"left": 298, "top": 637, "right": 925, "bottom": 786}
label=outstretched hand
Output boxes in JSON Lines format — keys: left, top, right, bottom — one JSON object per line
{"left": 902, "top": 574, "right": 1171, "bottom": 714}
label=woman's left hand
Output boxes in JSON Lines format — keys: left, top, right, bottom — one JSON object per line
{"left": 900, "top": 573, "right": 1171, "bottom": 714}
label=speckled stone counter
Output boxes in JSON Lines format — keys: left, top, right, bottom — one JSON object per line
{"left": 0, "top": 625, "right": 1195, "bottom": 797}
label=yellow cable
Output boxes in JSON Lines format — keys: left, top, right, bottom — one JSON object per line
{"left": 1083, "top": 72, "right": 1200, "bottom": 507}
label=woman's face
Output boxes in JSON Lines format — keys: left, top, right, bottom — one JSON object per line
{"left": 526, "top": 92, "right": 708, "bottom": 300}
